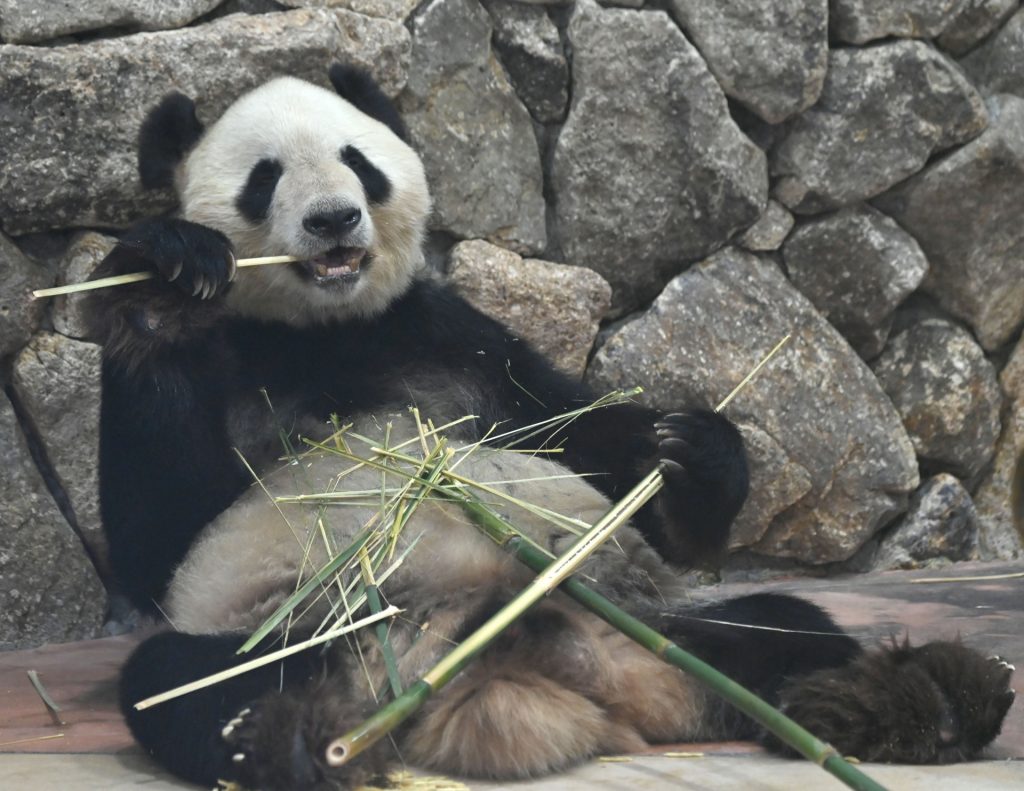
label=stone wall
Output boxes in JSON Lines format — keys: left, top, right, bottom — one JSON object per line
{"left": 1, "top": 0, "right": 1022, "bottom": 648}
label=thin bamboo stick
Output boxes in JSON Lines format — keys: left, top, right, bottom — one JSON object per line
{"left": 133, "top": 606, "right": 400, "bottom": 711}
{"left": 31, "top": 255, "right": 298, "bottom": 299}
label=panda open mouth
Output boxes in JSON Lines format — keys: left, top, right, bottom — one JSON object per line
{"left": 299, "top": 247, "right": 367, "bottom": 286}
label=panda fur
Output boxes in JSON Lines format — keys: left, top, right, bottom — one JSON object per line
{"left": 85, "top": 66, "right": 1015, "bottom": 790}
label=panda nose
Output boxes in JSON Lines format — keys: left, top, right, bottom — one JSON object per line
{"left": 303, "top": 208, "right": 362, "bottom": 238}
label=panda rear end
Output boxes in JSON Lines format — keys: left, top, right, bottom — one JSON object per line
{"left": 86, "top": 66, "right": 1015, "bottom": 790}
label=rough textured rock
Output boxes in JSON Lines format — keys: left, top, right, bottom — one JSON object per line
{"left": 668, "top": 0, "right": 828, "bottom": 123}
{"left": 873, "top": 474, "right": 979, "bottom": 570}
{"left": 938, "top": 0, "right": 1019, "bottom": 56}
{"left": 772, "top": 41, "right": 988, "bottom": 214}
{"left": 400, "top": 0, "right": 546, "bottom": 254}
{"left": 960, "top": 7, "right": 1024, "bottom": 98}
{"left": 552, "top": 0, "right": 767, "bottom": 314}
{"left": 0, "top": 0, "right": 222, "bottom": 43}
{"left": 278, "top": 0, "right": 419, "bottom": 20}
{"left": 729, "top": 422, "right": 813, "bottom": 549}
{"left": 872, "top": 320, "right": 1001, "bottom": 482}
{"left": 587, "top": 248, "right": 919, "bottom": 563}
{"left": 0, "top": 233, "right": 49, "bottom": 357}
{"left": 0, "top": 396, "right": 105, "bottom": 650}
{"left": 782, "top": 205, "right": 929, "bottom": 359}
{"left": 830, "top": 0, "right": 967, "bottom": 44}
{"left": 486, "top": 0, "right": 569, "bottom": 123}
{"left": 1000, "top": 333, "right": 1024, "bottom": 403}
{"left": 874, "top": 94, "right": 1024, "bottom": 351}
{"left": 447, "top": 240, "right": 610, "bottom": 378}
{"left": 973, "top": 399, "right": 1024, "bottom": 559}
{"left": 0, "top": 9, "right": 410, "bottom": 235}
{"left": 737, "top": 200, "right": 794, "bottom": 252}
{"left": 52, "top": 232, "right": 118, "bottom": 340}
{"left": 12, "top": 333, "right": 106, "bottom": 572}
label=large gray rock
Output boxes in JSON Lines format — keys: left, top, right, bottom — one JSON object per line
{"left": 938, "top": 0, "right": 1019, "bottom": 56}
{"left": 0, "top": 395, "right": 105, "bottom": 650}
{"left": 874, "top": 94, "right": 1024, "bottom": 351}
{"left": 52, "top": 232, "right": 118, "bottom": 340}
{"left": 0, "top": 0, "right": 223, "bottom": 43}
{"left": 973, "top": 399, "right": 1024, "bottom": 559}
{"left": 448, "top": 240, "right": 611, "bottom": 378}
{"left": 872, "top": 320, "right": 1001, "bottom": 483}
{"left": 960, "top": 7, "right": 1024, "bottom": 99}
{"left": 278, "top": 0, "right": 420, "bottom": 20}
{"left": 0, "top": 233, "right": 49, "bottom": 357}
{"left": 830, "top": 0, "right": 967, "bottom": 44}
{"left": 551, "top": 0, "right": 767, "bottom": 314}
{"left": 772, "top": 41, "right": 987, "bottom": 214}
{"left": 587, "top": 248, "right": 919, "bottom": 563}
{"left": 12, "top": 333, "right": 107, "bottom": 573}
{"left": 400, "top": 0, "right": 546, "bottom": 254}
{"left": 668, "top": 0, "right": 828, "bottom": 123}
{"left": 782, "top": 205, "right": 929, "bottom": 359}
{"left": 486, "top": 0, "right": 568, "bottom": 124}
{"left": 873, "top": 474, "right": 979, "bottom": 570}
{"left": 0, "top": 9, "right": 410, "bottom": 235}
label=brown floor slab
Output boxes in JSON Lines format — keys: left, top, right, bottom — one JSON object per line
{"left": 0, "top": 561, "right": 1020, "bottom": 777}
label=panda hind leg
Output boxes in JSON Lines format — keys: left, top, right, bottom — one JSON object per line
{"left": 404, "top": 606, "right": 647, "bottom": 779}
{"left": 772, "top": 639, "right": 1016, "bottom": 763}
{"left": 120, "top": 631, "right": 383, "bottom": 790}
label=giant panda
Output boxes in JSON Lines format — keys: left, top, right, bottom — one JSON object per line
{"left": 85, "top": 65, "right": 1015, "bottom": 790}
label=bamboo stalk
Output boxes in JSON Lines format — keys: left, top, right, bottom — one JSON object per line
{"left": 323, "top": 470, "right": 664, "bottom": 767}
{"left": 457, "top": 495, "right": 886, "bottom": 791}
{"left": 30, "top": 255, "right": 298, "bottom": 299}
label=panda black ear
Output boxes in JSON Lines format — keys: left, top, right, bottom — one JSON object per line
{"left": 328, "top": 63, "right": 409, "bottom": 142}
{"left": 138, "top": 92, "right": 205, "bottom": 191}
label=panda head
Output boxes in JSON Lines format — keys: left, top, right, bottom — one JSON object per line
{"left": 137, "top": 65, "right": 430, "bottom": 324}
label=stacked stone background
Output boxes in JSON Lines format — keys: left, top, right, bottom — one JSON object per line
{"left": 1, "top": 0, "right": 1022, "bottom": 649}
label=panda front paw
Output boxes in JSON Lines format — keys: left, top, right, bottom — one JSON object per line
{"left": 221, "top": 690, "right": 387, "bottom": 791}
{"left": 651, "top": 409, "right": 748, "bottom": 566}
{"left": 118, "top": 218, "right": 236, "bottom": 300}
{"left": 773, "top": 639, "right": 1015, "bottom": 763}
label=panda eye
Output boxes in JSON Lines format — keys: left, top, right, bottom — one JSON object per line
{"left": 340, "top": 145, "right": 391, "bottom": 205}
{"left": 236, "top": 158, "right": 283, "bottom": 224}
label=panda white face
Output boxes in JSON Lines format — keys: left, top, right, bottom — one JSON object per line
{"left": 178, "top": 77, "right": 431, "bottom": 324}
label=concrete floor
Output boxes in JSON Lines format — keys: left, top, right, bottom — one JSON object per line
{"left": 2, "top": 562, "right": 1021, "bottom": 790}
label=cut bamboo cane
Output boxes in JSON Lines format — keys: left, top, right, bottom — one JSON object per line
{"left": 456, "top": 494, "right": 887, "bottom": 791}
{"left": 323, "top": 469, "right": 665, "bottom": 768}
{"left": 31, "top": 255, "right": 298, "bottom": 300}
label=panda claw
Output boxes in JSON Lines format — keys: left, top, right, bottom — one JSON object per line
{"left": 227, "top": 253, "right": 238, "bottom": 282}
{"left": 232, "top": 753, "right": 246, "bottom": 763}
{"left": 168, "top": 261, "right": 183, "bottom": 282}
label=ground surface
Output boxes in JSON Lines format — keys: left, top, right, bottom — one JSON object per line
{"left": 1, "top": 562, "right": 1021, "bottom": 790}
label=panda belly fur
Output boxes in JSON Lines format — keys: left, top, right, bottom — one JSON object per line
{"left": 88, "top": 66, "right": 1014, "bottom": 790}
{"left": 164, "top": 413, "right": 716, "bottom": 777}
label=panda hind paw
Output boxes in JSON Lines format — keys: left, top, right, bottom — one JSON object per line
{"left": 771, "top": 639, "right": 1015, "bottom": 764}
{"left": 221, "top": 690, "right": 387, "bottom": 791}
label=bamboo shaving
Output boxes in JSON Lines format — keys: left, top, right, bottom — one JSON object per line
{"left": 909, "top": 571, "right": 1024, "bottom": 584}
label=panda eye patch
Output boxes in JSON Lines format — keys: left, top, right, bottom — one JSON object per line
{"left": 236, "top": 158, "right": 283, "bottom": 224}
{"left": 341, "top": 145, "right": 391, "bottom": 205}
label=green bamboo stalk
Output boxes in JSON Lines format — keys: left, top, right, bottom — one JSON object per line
{"left": 457, "top": 495, "right": 887, "bottom": 791}
{"left": 323, "top": 468, "right": 664, "bottom": 768}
